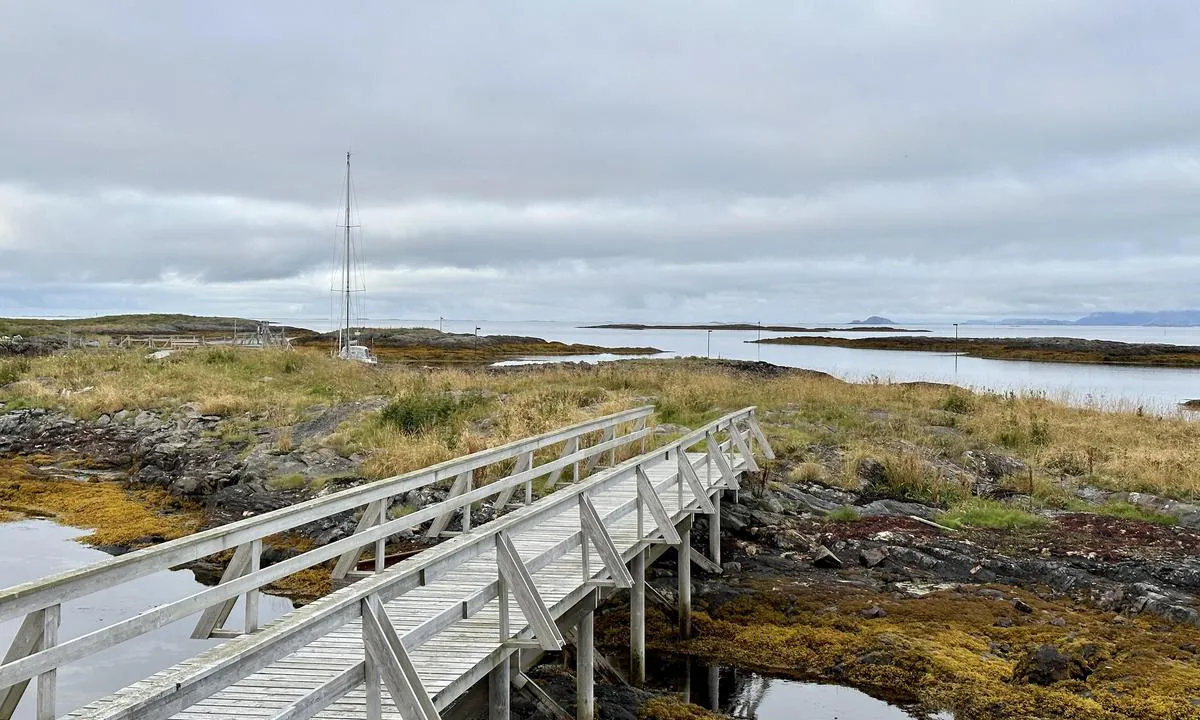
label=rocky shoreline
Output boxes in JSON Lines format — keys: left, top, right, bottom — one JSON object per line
{"left": 4, "top": 371, "right": 1200, "bottom": 717}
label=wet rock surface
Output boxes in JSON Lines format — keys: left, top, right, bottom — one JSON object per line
{"left": 0, "top": 402, "right": 385, "bottom": 544}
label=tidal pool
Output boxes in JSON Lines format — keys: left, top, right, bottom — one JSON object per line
{"left": 0, "top": 518, "right": 293, "bottom": 719}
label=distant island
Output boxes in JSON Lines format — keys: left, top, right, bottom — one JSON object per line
{"left": 970, "top": 310, "right": 1200, "bottom": 327}
{"left": 750, "top": 335, "right": 1200, "bottom": 368}
{"left": 583, "top": 322, "right": 928, "bottom": 333}
{"left": 0, "top": 314, "right": 662, "bottom": 363}
{"left": 849, "top": 315, "right": 894, "bottom": 325}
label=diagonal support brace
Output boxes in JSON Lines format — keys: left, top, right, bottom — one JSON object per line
{"left": 496, "top": 533, "right": 566, "bottom": 651}
{"left": 728, "top": 422, "right": 760, "bottom": 473}
{"left": 706, "top": 433, "right": 739, "bottom": 492}
{"left": 636, "top": 467, "right": 682, "bottom": 546}
{"left": 578, "top": 495, "right": 633, "bottom": 587}
{"left": 677, "top": 455, "right": 716, "bottom": 514}
{"left": 362, "top": 595, "right": 441, "bottom": 720}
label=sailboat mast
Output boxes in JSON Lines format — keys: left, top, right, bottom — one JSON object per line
{"left": 343, "top": 151, "right": 352, "bottom": 354}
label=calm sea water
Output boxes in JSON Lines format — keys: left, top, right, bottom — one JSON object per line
{"left": 0, "top": 520, "right": 292, "bottom": 719}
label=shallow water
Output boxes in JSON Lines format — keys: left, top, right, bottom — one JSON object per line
{"left": 479, "top": 321, "right": 1200, "bottom": 413}
{"left": 647, "top": 652, "right": 951, "bottom": 719}
{"left": 0, "top": 519, "right": 293, "bottom": 719}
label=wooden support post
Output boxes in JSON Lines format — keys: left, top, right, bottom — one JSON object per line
{"left": 630, "top": 549, "right": 646, "bottom": 687}
{"left": 191, "top": 542, "right": 253, "bottom": 639}
{"left": 245, "top": 538, "right": 262, "bottom": 633}
{"left": 678, "top": 518, "right": 692, "bottom": 640}
{"left": 577, "top": 601, "right": 595, "bottom": 720}
{"left": 493, "top": 453, "right": 533, "bottom": 510}
{"left": 489, "top": 657, "right": 510, "bottom": 720}
{"left": 365, "top": 650, "right": 382, "bottom": 720}
{"left": 36, "top": 604, "right": 58, "bottom": 720}
{"left": 709, "top": 491, "right": 722, "bottom": 567}
{"left": 427, "top": 471, "right": 471, "bottom": 538}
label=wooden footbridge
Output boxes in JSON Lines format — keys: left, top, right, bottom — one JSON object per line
{"left": 0, "top": 406, "right": 772, "bottom": 720}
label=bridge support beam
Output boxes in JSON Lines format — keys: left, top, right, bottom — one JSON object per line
{"left": 678, "top": 517, "right": 692, "bottom": 640}
{"left": 630, "top": 549, "right": 646, "bottom": 687}
{"left": 708, "top": 492, "right": 721, "bottom": 567}
{"left": 489, "top": 656, "right": 510, "bottom": 720}
{"left": 577, "top": 604, "right": 594, "bottom": 720}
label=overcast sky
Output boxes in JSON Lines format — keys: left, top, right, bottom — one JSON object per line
{"left": 2, "top": 2, "right": 1200, "bottom": 327}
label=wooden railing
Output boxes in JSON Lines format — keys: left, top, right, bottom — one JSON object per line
{"left": 0, "top": 406, "right": 655, "bottom": 719}
{"left": 61, "top": 407, "right": 771, "bottom": 720}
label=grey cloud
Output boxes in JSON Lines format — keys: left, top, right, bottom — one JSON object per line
{"left": 3, "top": 1, "right": 1200, "bottom": 322}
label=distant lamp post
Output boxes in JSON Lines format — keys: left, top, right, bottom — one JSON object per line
{"left": 474, "top": 326, "right": 481, "bottom": 350}
{"left": 953, "top": 323, "right": 959, "bottom": 340}
{"left": 439, "top": 316, "right": 444, "bottom": 333}
{"left": 707, "top": 329, "right": 712, "bottom": 359}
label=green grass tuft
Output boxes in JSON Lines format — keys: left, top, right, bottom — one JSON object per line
{"left": 938, "top": 498, "right": 1046, "bottom": 530}
{"left": 826, "top": 505, "right": 860, "bottom": 523}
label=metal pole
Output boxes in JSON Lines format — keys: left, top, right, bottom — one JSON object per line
{"left": 706, "top": 330, "right": 712, "bottom": 358}
{"left": 343, "top": 152, "right": 353, "bottom": 357}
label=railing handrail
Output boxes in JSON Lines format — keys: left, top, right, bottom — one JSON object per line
{"left": 0, "top": 405, "right": 653, "bottom": 622}
{"left": 62, "top": 407, "right": 760, "bottom": 720}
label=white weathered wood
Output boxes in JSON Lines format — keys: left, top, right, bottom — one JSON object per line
{"left": 678, "top": 454, "right": 715, "bottom": 514}
{"left": 706, "top": 433, "right": 739, "bottom": 491}
{"left": 332, "top": 500, "right": 386, "bottom": 580}
{"left": 38, "top": 408, "right": 760, "bottom": 720}
{"left": 0, "top": 611, "right": 43, "bottom": 719}
{"left": 746, "top": 414, "right": 776, "bottom": 460}
{"left": 636, "top": 468, "right": 682, "bottom": 546}
{"left": 492, "top": 453, "right": 533, "bottom": 510}
{"left": 728, "top": 423, "right": 760, "bottom": 472}
{"left": 245, "top": 539, "right": 262, "bottom": 634}
{"left": 544, "top": 437, "right": 579, "bottom": 490}
{"left": 37, "top": 604, "right": 58, "bottom": 720}
{"left": 630, "top": 549, "right": 645, "bottom": 687}
{"left": 363, "top": 596, "right": 440, "bottom": 720}
{"left": 191, "top": 543, "right": 253, "bottom": 639}
{"left": 0, "top": 406, "right": 655, "bottom": 625}
{"left": 270, "top": 663, "right": 364, "bottom": 720}
{"left": 425, "top": 472, "right": 472, "bottom": 538}
{"left": 495, "top": 534, "right": 564, "bottom": 652}
{"left": 578, "top": 496, "right": 633, "bottom": 588}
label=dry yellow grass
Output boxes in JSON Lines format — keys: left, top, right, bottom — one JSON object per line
{"left": 4, "top": 352, "right": 1200, "bottom": 499}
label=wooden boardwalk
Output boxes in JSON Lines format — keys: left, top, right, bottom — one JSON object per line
{"left": 0, "top": 407, "right": 772, "bottom": 720}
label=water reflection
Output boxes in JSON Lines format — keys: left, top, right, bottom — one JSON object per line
{"left": 647, "top": 652, "right": 950, "bottom": 719}
{"left": 0, "top": 519, "right": 293, "bottom": 719}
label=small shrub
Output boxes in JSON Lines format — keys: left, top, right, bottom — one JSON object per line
{"left": 201, "top": 347, "right": 240, "bottom": 365}
{"left": 939, "top": 498, "right": 1046, "bottom": 530}
{"left": 0, "top": 357, "right": 31, "bottom": 385}
{"left": 379, "top": 391, "right": 488, "bottom": 435}
{"left": 827, "top": 505, "right": 860, "bottom": 523}
{"left": 789, "top": 462, "right": 827, "bottom": 484}
{"left": 281, "top": 354, "right": 303, "bottom": 374}
{"left": 942, "top": 391, "right": 974, "bottom": 414}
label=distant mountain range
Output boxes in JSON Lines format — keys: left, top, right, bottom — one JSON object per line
{"left": 970, "top": 311, "right": 1200, "bottom": 327}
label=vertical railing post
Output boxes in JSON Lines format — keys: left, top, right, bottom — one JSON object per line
{"left": 36, "top": 604, "right": 59, "bottom": 720}
{"left": 375, "top": 498, "right": 388, "bottom": 574}
{"left": 245, "top": 538, "right": 262, "bottom": 633}
{"left": 462, "top": 471, "right": 474, "bottom": 533}
{"left": 491, "top": 572, "right": 511, "bottom": 720}
{"left": 523, "top": 451, "right": 535, "bottom": 505}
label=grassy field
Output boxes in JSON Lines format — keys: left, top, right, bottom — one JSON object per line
{"left": 2, "top": 348, "right": 1200, "bottom": 503}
